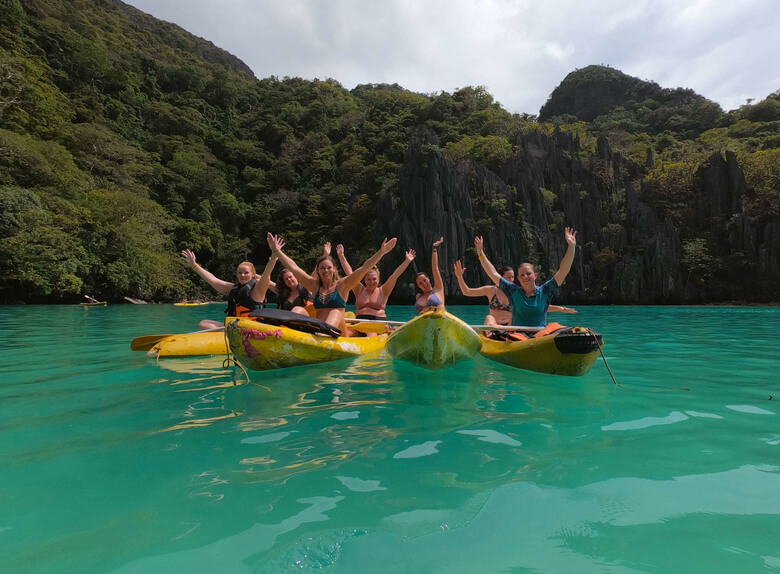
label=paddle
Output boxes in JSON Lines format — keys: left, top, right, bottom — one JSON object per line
{"left": 347, "top": 322, "right": 391, "bottom": 334}
{"left": 346, "top": 318, "right": 405, "bottom": 325}
{"left": 470, "top": 325, "right": 543, "bottom": 332}
{"left": 345, "top": 317, "right": 406, "bottom": 334}
{"left": 130, "top": 327, "right": 225, "bottom": 351}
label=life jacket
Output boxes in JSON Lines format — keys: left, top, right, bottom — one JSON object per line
{"left": 226, "top": 278, "right": 263, "bottom": 317}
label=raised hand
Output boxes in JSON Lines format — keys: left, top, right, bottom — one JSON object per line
{"left": 405, "top": 249, "right": 416, "bottom": 262}
{"left": 266, "top": 232, "right": 284, "bottom": 253}
{"left": 453, "top": 260, "right": 465, "bottom": 277}
{"left": 181, "top": 249, "right": 197, "bottom": 267}
{"left": 474, "top": 236, "right": 484, "bottom": 255}
{"left": 564, "top": 227, "right": 577, "bottom": 247}
{"left": 336, "top": 244, "right": 345, "bottom": 256}
{"left": 433, "top": 237, "right": 444, "bottom": 248}
{"left": 380, "top": 237, "right": 398, "bottom": 254}
{"left": 323, "top": 241, "right": 332, "bottom": 256}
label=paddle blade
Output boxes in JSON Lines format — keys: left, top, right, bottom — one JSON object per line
{"left": 348, "top": 322, "right": 390, "bottom": 334}
{"left": 130, "top": 334, "right": 173, "bottom": 351}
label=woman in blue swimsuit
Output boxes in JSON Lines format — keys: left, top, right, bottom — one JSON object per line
{"left": 414, "top": 237, "right": 446, "bottom": 313}
{"left": 454, "top": 260, "right": 579, "bottom": 326}
{"left": 474, "top": 228, "right": 579, "bottom": 328}
{"left": 266, "top": 233, "right": 397, "bottom": 334}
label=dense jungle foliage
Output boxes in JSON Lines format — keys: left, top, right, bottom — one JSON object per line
{"left": 1, "top": 0, "right": 778, "bottom": 303}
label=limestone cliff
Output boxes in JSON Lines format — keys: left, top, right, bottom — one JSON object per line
{"left": 377, "top": 128, "right": 779, "bottom": 305}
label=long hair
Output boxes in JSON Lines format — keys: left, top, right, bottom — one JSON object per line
{"left": 414, "top": 271, "right": 429, "bottom": 294}
{"left": 315, "top": 255, "right": 340, "bottom": 284}
{"left": 275, "top": 268, "right": 294, "bottom": 301}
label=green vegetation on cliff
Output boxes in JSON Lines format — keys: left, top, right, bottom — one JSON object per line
{"left": 0, "top": 0, "right": 778, "bottom": 303}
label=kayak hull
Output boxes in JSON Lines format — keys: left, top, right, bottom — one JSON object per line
{"left": 80, "top": 301, "right": 107, "bottom": 306}
{"left": 479, "top": 326, "right": 602, "bottom": 376}
{"left": 226, "top": 317, "right": 387, "bottom": 371}
{"left": 174, "top": 302, "right": 209, "bottom": 306}
{"left": 148, "top": 331, "right": 229, "bottom": 358}
{"left": 385, "top": 310, "right": 481, "bottom": 369}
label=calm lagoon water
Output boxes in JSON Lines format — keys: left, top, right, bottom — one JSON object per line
{"left": 1, "top": 304, "right": 779, "bottom": 573}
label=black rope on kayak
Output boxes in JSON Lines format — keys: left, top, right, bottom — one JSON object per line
{"left": 220, "top": 328, "right": 271, "bottom": 392}
{"left": 592, "top": 332, "right": 690, "bottom": 393}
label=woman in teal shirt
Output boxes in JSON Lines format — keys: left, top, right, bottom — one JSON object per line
{"left": 474, "top": 227, "right": 577, "bottom": 328}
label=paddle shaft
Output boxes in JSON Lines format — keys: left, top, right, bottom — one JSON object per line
{"left": 346, "top": 317, "right": 543, "bottom": 332}
{"left": 346, "top": 318, "right": 405, "bottom": 325}
{"left": 470, "top": 325, "right": 543, "bottom": 332}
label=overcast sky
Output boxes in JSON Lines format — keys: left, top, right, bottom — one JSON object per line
{"left": 123, "top": 0, "right": 779, "bottom": 115}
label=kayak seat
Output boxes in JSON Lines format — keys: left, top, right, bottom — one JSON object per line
{"left": 247, "top": 308, "right": 341, "bottom": 338}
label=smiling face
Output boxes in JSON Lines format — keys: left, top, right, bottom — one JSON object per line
{"left": 364, "top": 269, "right": 380, "bottom": 289}
{"left": 415, "top": 273, "right": 432, "bottom": 293}
{"left": 236, "top": 263, "right": 255, "bottom": 285}
{"left": 316, "top": 258, "right": 336, "bottom": 282}
{"left": 516, "top": 263, "right": 538, "bottom": 291}
{"left": 281, "top": 270, "right": 297, "bottom": 289}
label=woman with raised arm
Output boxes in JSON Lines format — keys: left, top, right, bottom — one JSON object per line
{"left": 453, "top": 260, "right": 514, "bottom": 326}
{"left": 181, "top": 249, "right": 279, "bottom": 330}
{"left": 474, "top": 227, "right": 578, "bottom": 328}
{"left": 266, "top": 243, "right": 334, "bottom": 314}
{"left": 413, "top": 237, "right": 446, "bottom": 313}
{"left": 266, "top": 233, "right": 397, "bottom": 334}
{"left": 454, "top": 260, "right": 577, "bottom": 326}
{"left": 336, "top": 244, "right": 417, "bottom": 321}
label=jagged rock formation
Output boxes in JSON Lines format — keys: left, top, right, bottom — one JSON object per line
{"left": 378, "top": 128, "right": 779, "bottom": 304}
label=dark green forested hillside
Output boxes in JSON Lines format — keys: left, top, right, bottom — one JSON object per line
{"left": 1, "top": 0, "right": 778, "bottom": 303}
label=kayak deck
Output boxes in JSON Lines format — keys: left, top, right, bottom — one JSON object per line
{"left": 385, "top": 310, "right": 481, "bottom": 369}
{"left": 226, "top": 317, "right": 387, "bottom": 371}
{"left": 479, "top": 326, "right": 602, "bottom": 376}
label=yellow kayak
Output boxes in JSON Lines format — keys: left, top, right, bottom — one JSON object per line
{"left": 80, "top": 301, "right": 107, "bottom": 306}
{"left": 147, "top": 331, "right": 229, "bottom": 358}
{"left": 226, "top": 316, "right": 387, "bottom": 371}
{"left": 174, "top": 302, "right": 210, "bottom": 306}
{"left": 478, "top": 326, "right": 602, "bottom": 376}
{"left": 385, "top": 310, "right": 481, "bottom": 369}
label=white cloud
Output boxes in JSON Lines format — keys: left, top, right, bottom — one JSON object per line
{"left": 124, "top": 0, "right": 780, "bottom": 114}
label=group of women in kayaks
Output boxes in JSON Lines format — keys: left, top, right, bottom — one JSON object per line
{"left": 170, "top": 228, "right": 602, "bottom": 375}
{"left": 182, "top": 228, "right": 580, "bottom": 335}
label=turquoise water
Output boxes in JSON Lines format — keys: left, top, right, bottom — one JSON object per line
{"left": 1, "top": 304, "right": 779, "bottom": 574}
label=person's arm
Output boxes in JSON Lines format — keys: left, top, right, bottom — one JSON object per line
{"left": 338, "top": 238, "right": 398, "bottom": 293}
{"left": 549, "top": 305, "right": 577, "bottom": 314}
{"left": 181, "top": 249, "right": 234, "bottom": 296}
{"left": 453, "top": 260, "right": 494, "bottom": 298}
{"left": 553, "top": 227, "right": 578, "bottom": 286}
{"left": 381, "top": 249, "right": 416, "bottom": 296}
{"left": 266, "top": 233, "right": 319, "bottom": 293}
{"left": 336, "top": 244, "right": 354, "bottom": 275}
{"left": 250, "top": 253, "right": 279, "bottom": 302}
{"left": 430, "top": 237, "right": 445, "bottom": 298}
{"left": 474, "top": 237, "right": 502, "bottom": 286}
